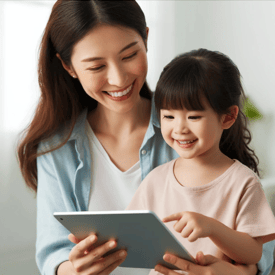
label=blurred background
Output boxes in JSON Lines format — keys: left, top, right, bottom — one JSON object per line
{"left": 0, "top": 1, "right": 274, "bottom": 274}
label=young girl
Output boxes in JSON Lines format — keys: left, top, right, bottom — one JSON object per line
{"left": 126, "top": 48, "right": 275, "bottom": 274}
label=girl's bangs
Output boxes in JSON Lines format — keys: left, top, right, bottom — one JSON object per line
{"left": 156, "top": 70, "right": 206, "bottom": 112}
{"left": 160, "top": 86, "right": 205, "bottom": 111}
{"left": 155, "top": 57, "right": 209, "bottom": 112}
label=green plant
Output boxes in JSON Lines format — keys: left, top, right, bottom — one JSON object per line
{"left": 243, "top": 97, "right": 263, "bottom": 121}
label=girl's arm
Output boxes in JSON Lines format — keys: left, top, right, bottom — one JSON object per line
{"left": 163, "top": 211, "right": 263, "bottom": 264}
{"left": 208, "top": 217, "right": 263, "bottom": 264}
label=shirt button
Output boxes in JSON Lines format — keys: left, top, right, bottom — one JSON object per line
{"left": 141, "top": 150, "right": 147, "bottom": 155}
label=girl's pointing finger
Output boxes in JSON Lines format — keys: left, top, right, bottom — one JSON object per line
{"left": 162, "top": 212, "right": 184, "bottom": 223}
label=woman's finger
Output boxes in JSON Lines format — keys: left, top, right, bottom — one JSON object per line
{"left": 162, "top": 253, "right": 200, "bottom": 273}
{"left": 68, "top": 233, "right": 80, "bottom": 244}
{"left": 69, "top": 234, "right": 98, "bottom": 262}
{"left": 154, "top": 264, "right": 178, "bottom": 275}
{"left": 195, "top": 251, "right": 205, "bottom": 264}
{"left": 73, "top": 239, "right": 123, "bottom": 272}
{"left": 95, "top": 250, "right": 128, "bottom": 275}
{"left": 195, "top": 251, "right": 219, "bottom": 266}
{"left": 100, "top": 258, "right": 127, "bottom": 275}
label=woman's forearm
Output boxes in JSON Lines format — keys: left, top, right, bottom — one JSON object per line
{"left": 210, "top": 218, "right": 262, "bottom": 264}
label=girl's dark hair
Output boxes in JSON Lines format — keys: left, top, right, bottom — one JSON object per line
{"left": 17, "top": 0, "right": 151, "bottom": 192}
{"left": 155, "top": 48, "right": 259, "bottom": 176}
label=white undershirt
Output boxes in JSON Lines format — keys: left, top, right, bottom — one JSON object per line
{"left": 86, "top": 120, "right": 149, "bottom": 275}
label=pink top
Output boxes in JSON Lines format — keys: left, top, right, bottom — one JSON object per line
{"left": 126, "top": 159, "right": 275, "bottom": 274}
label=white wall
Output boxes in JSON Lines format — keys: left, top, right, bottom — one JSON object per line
{"left": 138, "top": 1, "right": 176, "bottom": 89}
{"left": 0, "top": 2, "right": 53, "bottom": 274}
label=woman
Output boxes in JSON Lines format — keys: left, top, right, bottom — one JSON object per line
{"left": 17, "top": 1, "right": 274, "bottom": 275}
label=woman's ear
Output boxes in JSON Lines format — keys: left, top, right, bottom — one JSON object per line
{"left": 56, "top": 53, "right": 77, "bottom": 79}
{"left": 221, "top": 105, "right": 239, "bottom": 130}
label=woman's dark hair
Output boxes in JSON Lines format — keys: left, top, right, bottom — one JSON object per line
{"left": 155, "top": 48, "right": 259, "bottom": 175}
{"left": 17, "top": 0, "right": 151, "bottom": 192}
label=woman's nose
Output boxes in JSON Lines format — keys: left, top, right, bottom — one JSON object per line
{"left": 107, "top": 63, "right": 128, "bottom": 87}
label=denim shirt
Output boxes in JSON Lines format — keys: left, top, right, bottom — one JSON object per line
{"left": 36, "top": 100, "right": 275, "bottom": 275}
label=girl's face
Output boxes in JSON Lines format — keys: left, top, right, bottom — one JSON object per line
{"left": 62, "top": 24, "right": 148, "bottom": 114}
{"left": 160, "top": 98, "right": 227, "bottom": 161}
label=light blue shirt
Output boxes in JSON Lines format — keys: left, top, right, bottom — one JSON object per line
{"left": 36, "top": 99, "right": 274, "bottom": 275}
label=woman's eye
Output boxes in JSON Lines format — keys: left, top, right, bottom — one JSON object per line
{"left": 88, "top": 65, "right": 105, "bottom": 71}
{"left": 163, "top": 115, "right": 174, "bottom": 119}
{"left": 188, "top": 116, "right": 201, "bottom": 120}
{"left": 123, "top": 52, "right": 137, "bottom": 60}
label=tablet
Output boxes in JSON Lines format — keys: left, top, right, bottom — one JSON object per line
{"left": 53, "top": 210, "right": 195, "bottom": 270}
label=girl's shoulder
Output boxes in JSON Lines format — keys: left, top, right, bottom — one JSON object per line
{"left": 230, "top": 159, "right": 261, "bottom": 187}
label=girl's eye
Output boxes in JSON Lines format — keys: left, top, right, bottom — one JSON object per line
{"left": 188, "top": 116, "right": 201, "bottom": 120}
{"left": 163, "top": 115, "right": 174, "bottom": 119}
{"left": 123, "top": 51, "right": 137, "bottom": 60}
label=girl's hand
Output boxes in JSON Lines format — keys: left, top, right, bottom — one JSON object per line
{"left": 66, "top": 233, "right": 127, "bottom": 274}
{"left": 155, "top": 252, "right": 258, "bottom": 275}
{"left": 162, "top": 212, "right": 214, "bottom": 242}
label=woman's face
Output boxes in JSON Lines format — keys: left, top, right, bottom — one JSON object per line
{"left": 64, "top": 24, "right": 148, "bottom": 114}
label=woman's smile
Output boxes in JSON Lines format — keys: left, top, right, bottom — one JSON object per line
{"left": 104, "top": 81, "right": 135, "bottom": 101}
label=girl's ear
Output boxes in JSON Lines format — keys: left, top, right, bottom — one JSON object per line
{"left": 56, "top": 53, "right": 77, "bottom": 78}
{"left": 221, "top": 105, "right": 239, "bottom": 130}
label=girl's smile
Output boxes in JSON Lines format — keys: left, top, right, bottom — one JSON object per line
{"left": 176, "top": 138, "right": 198, "bottom": 148}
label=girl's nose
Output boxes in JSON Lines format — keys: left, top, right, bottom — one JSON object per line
{"left": 174, "top": 120, "right": 189, "bottom": 135}
{"left": 107, "top": 63, "right": 128, "bottom": 87}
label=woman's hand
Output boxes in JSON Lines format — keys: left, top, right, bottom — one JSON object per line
{"left": 58, "top": 233, "right": 127, "bottom": 275}
{"left": 154, "top": 251, "right": 258, "bottom": 275}
{"left": 163, "top": 211, "right": 213, "bottom": 242}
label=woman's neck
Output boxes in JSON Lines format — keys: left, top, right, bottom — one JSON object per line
{"left": 88, "top": 97, "right": 151, "bottom": 137}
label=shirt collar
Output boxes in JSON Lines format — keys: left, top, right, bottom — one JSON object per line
{"left": 68, "top": 108, "right": 88, "bottom": 142}
{"left": 68, "top": 95, "right": 160, "bottom": 142}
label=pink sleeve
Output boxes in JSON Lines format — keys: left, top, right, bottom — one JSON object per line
{"left": 126, "top": 177, "right": 149, "bottom": 211}
{"left": 236, "top": 182, "right": 275, "bottom": 243}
